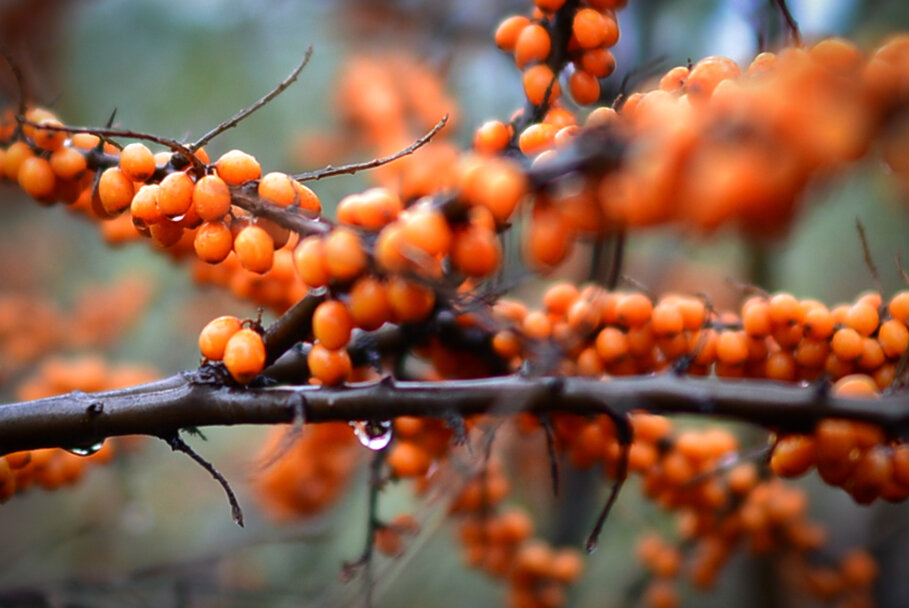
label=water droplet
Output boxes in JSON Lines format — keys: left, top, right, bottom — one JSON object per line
{"left": 65, "top": 441, "right": 104, "bottom": 457}
{"left": 350, "top": 420, "right": 393, "bottom": 450}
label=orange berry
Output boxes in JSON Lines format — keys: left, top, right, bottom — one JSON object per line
{"left": 31, "top": 118, "right": 67, "bottom": 151}
{"left": 686, "top": 56, "right": 741, "bottom": 105}
{"left": 149, "top": 218, "right": 183, "bottom": 247}
{"left": 579, "top": 48, "right": 616, "bottom": 78}
{"left": 193, "top": 220, "right": 234, "bottom": 263}
{"left": 595, "top": 327, "right": 629, "bottom": 364}
{"left": 387, "top": 441, "right": 431, "bottom": 478}
{"left": 615, "top": 293, "right": 653, "bottom": 328}
{"left": 525, "top": 204, "right": 572, "bottom": 268}
{"left": 569, "top": 69, "right": 601, "bottom": 105}
{"left": 401, "top": 205, "right": 453, "bottom": 256}
{"left": 130, "top": 184, "right": 164, "bottom": 225}
{"left": 473, "top": 120, "right": 511, "bottom": 154}
{"left": 768, "top": 293, "right": 802, "bottom": 327}
{"left": 3, "top": 141, "right": 33, "bottom": 180}
{"left": 832, "top": 328, "right": 864, "bottom": 361}
{"left": 451, "top": 224, "right": 501, "bottom": 277}
{"left": 388, "top": 278, "right": 435, "bottom": 323}
{"left": 494, "top": 15, "right": 531, "bottom": 52}
{"left": 572, "top": 8, "right": 608, "bottom": 49}
{"left": 96, "top": 167, "right": 135, "bottom": 214}
{"left": 193, "top": 174, "right": 232, "bottom": 221}
{"left": 889, "top": 291, "right": 909, "bottom": 323}
{"left": 514, "top": 23, "right": 551, "bottom": 68}
{"left": 324, "top": 228, "right": 367, "bottom": 281}
{"left": 543, "top": 283, "right": 580, "bottom": 315}
{"left": 803, "top": 306, "right": 835, "bottom": 339}
{"left": 844, "top": 302, "right": 879, "bottom": 336}
{"left": 157, "top": 171, "right": 195, "bottom": 217}
{"left": 198, "top": 315, "right": 243, "bottom": 360}
{"left": 742, "top": 299, "right": 772, "bottom": 337}
{"left": 518, "top": 123, "right": 558, "bottom": 156}
{"left": 223, "top": 328, "right": 266, "bottom": 384}
{"left": 651, "top": 301, "right": 684, "bottom": 337}
{"left": 257, "top": 171, "right": 299, "bottom": 207}
{"left": 307, "top": 343, "right": 352, "bottom": 386}
{"left": 17, "top": 156, "right": 56, "bottom": 201}
{"left": 716, "top": 330, "right": 748, "bottom": 365}
{"left": 119, "top": 142, "right": 156, "bottom": 182}
{"left": 49, "top": 147, "right": 87, "bottom": 180}
{"left": 879, "top": 319, "right": 909, "bottom": 358}
{"left": 293, "top": 235, "right": 331, "bottom": 288}
{"left": 233, "top": 225, "right": 274, "bottom": 274}
{"left": 659, "top": 66, "right": 690, "bottom": 92}
{"left": 313, "top": 300, "right": 354, "bottom": 350}
{"left": 215, "top": 149, "right": 261, "bottom": 185}
{"left": 349, "top": 276, "right": 391, "bottom": 331}
{"left": 523, "top": 64, "right": 561, "bottom": 106}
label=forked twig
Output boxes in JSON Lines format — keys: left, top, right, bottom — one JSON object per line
{"left": 161, "top": 433, "right": 244, "bottom": 527}
{"left": 0, "top": 48, "right": 28, "bottom": 126}
{"left": 191, "top": 46, "right": 314, "bottom": 151}
{"left": 770, "top": 0, "right": 802, "bottom": 46}
{"left": 293, "top": 115, "right": 449, "bottom": 182}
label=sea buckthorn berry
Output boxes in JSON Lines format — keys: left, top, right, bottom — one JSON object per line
{"left": 130, "top": 184, "right": 164, "bottom": 225}
{"left": 494, "top": 15, "right": 530, "bottom": 52}
{"left": 543, "top": 283, "right": 580, "bottom": 315}
{"left": 49, "top": 146, "right": 88, "bottom": 180}
{"left": 832, "top": 327, "right": 864, "bottom": 361}
{"left": 833, "top": 374, "right": 879, "bottom": 397}
{"left": 388, "top": 277, "right": 435, "bottom": 323}
{"left": 119, "top": 142, "right": 156, "bottom": 182}
{"left": 514, "top": 23, "right": 551, "bottom": 68}
{"left": 858, "top": 337, "right": 885, "bottom": 371}
{"left": 374, "top": 222, "right": 410, "bottom": 273}
{"left": 803, "top": 306, "right": 835, "bottom": 339}
{"left": 307, "top": 343, "right": 352, "bottom": 386}
{"left": 70, "top": 132, "right": 100, "bottom": 149}
{"left": 149, "top": 218, "right": 183, "bottom": 247}
{"left": 349, "top": 276, "right": 391, "bottom": 331}
{"left": 313, "top": 300, "right": 354, "bottom": 351}
{"left": 352, "top": 187, "right": 401, "bottom": 230}
{"left": 615, "top": 293, "right": 653, "bottom": 328}
{"left": 889, "top": 292, "right": 909, "bottom": 323}
{"left": 579, "top": 48, "right": 616, "bottom": 78}
{"left": 97, "top": 167, "right": 135, "bottom": 214}
{"left": 879, "top": 319, "right": 909, "bottom": 358}
{"left": 452, "top": 224, "right": 501, "bottom": 277}
{"left": 660, "top": 66, "right": 690, "bottom": 92}
{"left": 17, "top": 156, "right": 56, "bottom": 201}
{"left": 572, "top": 8, "right": 608, "bottom": 49}
{"left": 595, "top": 327, "right": 629, "bottom": 364}
{"left": 223, "top": 328, "right": 266, "bottom": 384}
{"left": 3, "top": 141, "right": 33, "bottom": 180}
{"left": 523, "top": 64, "right": 561, "bottom": 106}
{"left": 257, "top": 171, "right": 298, "bottom": 207}
{"left": 233, "top": 225, "right": 275, "bottom": 274}
{"left": 32, "top": 118, "right": 67, "bottom": 151}
{"left": 844, "top": 302, "right": 879, "bottom": 336}
{"left": 686, "top": 56, "right": 741, "bottom": 105}
{"left": 193, "top": 220, "right": 234, "bottom": 263}
{"left": 742, "top": 299, "right": 772, "bottom": 337}
{"left": 473, "top": 120, "right": 511, "bottom": 154}
{"left": 215, "top": 149, "right": 261, "bottom": 185}
{"left": 158, "top": 171, "right": 195, "bottom": 217}
{"left": 526, "top": 204, "right": 572, "bottom": 268}
{"left": 651, "top": 301, "right": 684, "bottom": 337}
{"left": 768, "top": 293, "right": 802, "bottom": 327}
{"left": 401, "top": 204, "right": 453, "bottom": 256}
{"left": 569, "top": 69, "right": 601, "bottom": 105}
{"left": 387, "top": 441, "right": 431, "bottom": 478}
{"left": 193, "top": 174, "right": 232, "bottom": 221}
{"left": 716, "top": 330, "right": 748, "bottom": 365}
{"left": 518, "top": 123, "right": 558, "bottom": 156}
{"left": 294, "top": 235, "right": 330, "bottom": 288}
{"left": 293, "top": 181, "right": 321, "bottom": 213}
{"left": 324, "top": 228, "right": 367, "bottom": 281}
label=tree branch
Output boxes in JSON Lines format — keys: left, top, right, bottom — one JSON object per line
{"left": 1, "top": 373, "right": 907, "bottom": 456}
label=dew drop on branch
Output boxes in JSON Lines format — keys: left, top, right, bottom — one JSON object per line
{"left": 350, "top": 420, "right": 393, "bottom": 450}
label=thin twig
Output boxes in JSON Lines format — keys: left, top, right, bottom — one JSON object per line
{"left": 293, "top": 115, "right": 449, "bottom": 182}
{"left": 896, "top": 253, "right": 909, "bottom": 287}
{"left": 770, "top": 0, "right": 802, "bottom": 46}
{"left": 0, "top": 48, "right": 28, "bottom": 129}
{"left": 856, "top": 219, "right": 884, "bottom": 296}
{"left": 540, "top": 413, "right": 561, "bottom": 497}
{"left": 585, "top": 412, "right": 630, "bottom": 554}
{"left": 161, "top": 433, "right": 244, "bottom": 527}
{"left": 190, "top": 47, "right": 314, "bottom": 152}
{"left": 605, "top": 231, "right": 626, "bottom": 290}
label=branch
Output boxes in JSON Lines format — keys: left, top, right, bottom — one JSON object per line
{"left": 190, "top": 47, "right": 314, "bottom": 151}
{"left": 292, "top": 115, "right": 449, "bottom": 182}
{"left": 2, "top": 373, "right": 908, "bottom": 456}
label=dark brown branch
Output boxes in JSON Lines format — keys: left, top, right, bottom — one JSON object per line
{"left": 190, "top": 47, "right": 314, "bottom": 151}
{"left": 292, "top": 114, "right": 449, "bottom": 182}
{"left": 229, "top": 187, "right": 333, "bottom": 237}
{"left": 262, "top": 289, "right": 327, "bottom": 365}
{"left": 2, "top": 372, "right": 909, "bottom": 457}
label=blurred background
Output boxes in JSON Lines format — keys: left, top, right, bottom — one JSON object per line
{"left": 1, "top": 0, "right": 909, "bottom": 606}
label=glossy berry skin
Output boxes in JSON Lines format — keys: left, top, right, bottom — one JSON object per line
{"left": 223, "top": 328, "right": 266, "bottom": 384}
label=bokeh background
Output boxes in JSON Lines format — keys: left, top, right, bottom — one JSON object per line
{"left": 1, "top": 0, "right": 909, "bottom": 606}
